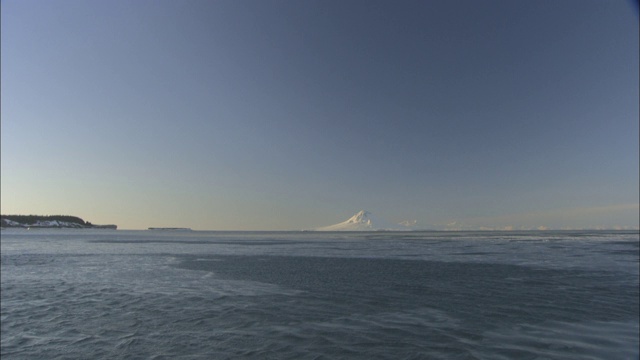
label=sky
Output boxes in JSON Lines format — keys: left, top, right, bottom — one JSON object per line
{"left": 1, "top": 0, "right": 638, "bottom": 230}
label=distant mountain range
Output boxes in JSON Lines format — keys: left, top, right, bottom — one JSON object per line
{"left": 314, "top": 210, "right": 412, "bottom": 231}
{"left": 1, "top": 215, "right": 116, "bottom": 229}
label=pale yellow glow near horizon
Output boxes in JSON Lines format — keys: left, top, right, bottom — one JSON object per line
{"left": 456, "top": 203, "right": 640, "bottom": 230}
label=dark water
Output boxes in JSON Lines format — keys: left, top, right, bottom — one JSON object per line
{"left": 1, "top": 230, "right": 638, "bottom": 359}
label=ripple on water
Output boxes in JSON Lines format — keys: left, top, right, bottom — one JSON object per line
{"left": 1, "top": 232, "right": 638, "bottom": 359}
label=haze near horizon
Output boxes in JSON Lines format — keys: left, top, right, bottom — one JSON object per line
{"left": 1, "top": 0, "right": 638, "bottom": 230}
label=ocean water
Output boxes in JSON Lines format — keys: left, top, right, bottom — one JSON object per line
{"left": 1, "top": 229, "right": 638, "bottom": 359}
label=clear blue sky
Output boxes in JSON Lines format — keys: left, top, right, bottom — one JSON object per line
{"left": 2, "top": 0, "right": 638, "bottom": 230}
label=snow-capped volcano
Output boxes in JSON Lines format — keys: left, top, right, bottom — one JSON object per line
{"left": 314, "top": 210, "right": 406, "bottom": 231}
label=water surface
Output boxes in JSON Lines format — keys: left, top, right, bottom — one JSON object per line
{"left": 1, "top": 229, "right": 638, "bottom": 359}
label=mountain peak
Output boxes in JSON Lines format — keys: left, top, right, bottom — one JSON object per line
{"left": 347, "top": 210, "right": 372, "bottom": 224}
{"left": 314, "top": 210, "right": 407, "bottom": 231}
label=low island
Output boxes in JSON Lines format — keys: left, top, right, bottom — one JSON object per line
{"left": 148, "top": 227, "right": 192, "bottom": 231}
{"left": 1, "top": 215, "right": 117, "bottom": 229}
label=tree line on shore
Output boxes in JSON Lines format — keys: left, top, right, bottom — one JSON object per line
{"left": 1, "top": 215, "right": 117, "bottom": 229}
{"left": 1, "top": 215, "right": 88, "bottom": 225}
